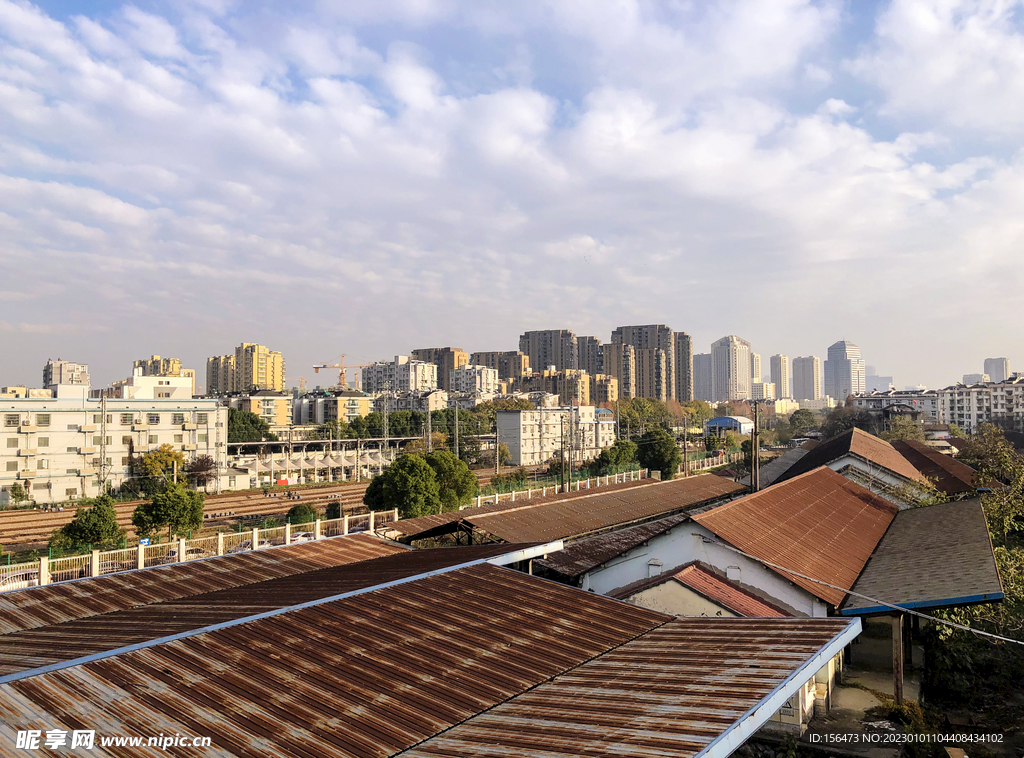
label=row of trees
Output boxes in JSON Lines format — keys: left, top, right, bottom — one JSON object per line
{"left": 362, "top": 450, "right": 477, "bottom": 519}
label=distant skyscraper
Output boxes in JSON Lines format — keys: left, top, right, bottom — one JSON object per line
{"left": 711, "top": 335, "right": 752, "bottom": 401}
{"left": 674, "top": 331, "right": 694, "bottom": 401}
{"left": 769, "top": 355, "right": 790, "bottom": 399}
{"left": 866, "top": 375, "right": 894, "bottom": 392}
{"left": 602, "top": 343, "right": 636, "bottom": 399}
{"left": 577, "top": 336, "right": 603, "bottom": 378}
{"left": 792, "top": 356, "right": 822, "bottom": 401}
{"left": 694, "top": 353, "right": 713, "bottom": 402}
{"left": 519, "top": 330, "right": 577, "bottom": 372}
{"left": 823, "top": 341, "right": 865, "bottom": 401}
{"left": 963, "top": 373, "right": 990, "bottom": 385}
{"left": 611, "top": 324, "right": 676, "bottom": 400}
{"left": 42, "top": 358, "right": 89, "bottom": 389}
{"left": 984, "top": 358, "right": 1010, "bottom": 383}
{"left": 750, "top": 353, "right": 762, "bottom": 383}
{"left": 411, "top": 347, "right": 468, "bottom": 391}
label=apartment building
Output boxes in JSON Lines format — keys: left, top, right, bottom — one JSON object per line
{"left": 694, "top": 353, "right": 713, "bottom": 402}
{"left": 576, "top": 336, "right": 603, "bottom": 378}
{"left": 381, "top": 390, "right": 450, "bottom": 413}
{"left": 292, "top": 389, "right": 375, "bottom": 426}
{"left": 634, "top": 348, "right": 669, "bottom": 401}
{"left": 750, "top": 353, "right": 762, "bottom": 383}
{"left": 206, "top": 343, "right": 285, "bottom": 394}
{"left": 206, "top": 354, "right": 236, "bottom": 395}
{"left": 536, "top": 369, "right": 591, "bottom": 406}
{"left": 985, "top": 358, "right": 1010, "bottom": 384}
{"left": 711, "top": 335, "right": 752, "bottom": 401}
{"left": 519, "top": 330, "right": 578, "bottom": 372}
{"left": 751, "top": 382, "right": 776, "bottom": 401}
{"left": 850, "top": 389, "right": 940, "bottom": 423}
{"left": 601, "top": 343, "right": 636, "bottom": 399}
{"left": 42, "top": 359, "right": 89, "bottom": 389}
{"left": 469, "top": 351, "right": 531, "bottom": 382}
{"left": 590, "top": 374, "right": 619, "bottom": 405}
{"left": 411, "top": 347, "right": 468, "bottom": 391}
{"left": 497, "top": 406, "right": 617, "bottom": 466}
{"left": 674, "top": 331, "right": 694, "bottom": 402}
{"left": 361, "top": 356, "right": 438, "bottom": 393}
{"left": 449, "top": 364, "right": 499, "bottom": 395}
{"left": 937, "top": 376, "right": 1024, "bottom": 433}
{"left": 770, "top": 355, "right": 790, "bottom": 399}
{"left": 92, "top": 369, "right": 193, "bottom": 400}
{"left": 1, "top": 384, "right": 227, "bottom": 504}
{"left": 611, "top": 324, "right": 678, "bottom": 401}
{"left": 223, "top": 390, "right": 292, "bottom": 427}
{"left": 133, "top": 355, "right": 196, "bottom": 395}
{"left": 792, "top": 356, "right": 822, "bottom": 401}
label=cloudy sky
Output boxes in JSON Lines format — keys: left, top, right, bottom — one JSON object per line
{"left": 1, "top": 0, "right": 1022, "bottom": 391}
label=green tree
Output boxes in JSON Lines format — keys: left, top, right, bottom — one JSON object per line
{"left": 474, "top": 398, "right": 534, "bottom": 427}
{"left": 879, "top": 415, "right": 925, "bottom": 442}
{"left": 636, "top": 428, "right": 682, "bottom": 480}
{"left": 325, "top": 500, "right": 342, "bottom": 519}
{"left": 49, "top": 494, "right": 126, "bottom": 551}
{"left": 592, "top": 439, "right": 638, "bottom": 476}
{"left": 227, "top": 407, "right": 278, "bottom": 443}
{"left": 364, "top": 455, "right": 441, "bottom": 518}
{"left": 286, "top": 502, "right": 319, "bottom": 525}
{"left": 185, "top": 455, "right": 217, "bottom": 489}
{"left": 424, "top": 450, "right": 477, "bottom": 511}
{"left": 131, "top": 483, "right": 205, "bottom": 539}
{"left": 789, "top": 409, "right": 817, "bottom": 433}
{"left": 820, "top": 405, "right": 878, "bottom": 439}
{"left": 139, "top": 444, "right": 186, "bottom": 482}
{"left": 7, "top": 482, "right": 29, "bottom": 505}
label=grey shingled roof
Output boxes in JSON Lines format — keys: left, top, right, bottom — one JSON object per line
{"left": 841, "top": 499, "right": 1003, "bottom": 614}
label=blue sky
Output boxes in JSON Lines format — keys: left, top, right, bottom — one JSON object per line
{"left": 1, "top": 0, "right": 1023, "bottom": 390}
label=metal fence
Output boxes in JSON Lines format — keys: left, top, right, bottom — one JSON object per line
{"left": 0, "top": 508, "right": 399, "bottom": 594}
{"left": 474, "top": 469, "right": 651, "bottom": 507}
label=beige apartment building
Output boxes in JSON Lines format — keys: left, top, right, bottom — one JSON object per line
{"left": 207, "top": 343, "right": 285, "bottom": 394}
{"left": 223, "top": 390, "right": 292, "bottom": 427}
{"left": 411, "top": 347, "right": 468, "bottom": 391}
{"left": 133, "top": 355, "right": 196, "bottom": 395}
{"left": 602, "top": 343, "right": 636, "bottom": 399}
{"left": 469, "top": 351, "right": 532, "bottom": 383}
{"left": 590, "top": 374, "right": 619, "bottom": 405}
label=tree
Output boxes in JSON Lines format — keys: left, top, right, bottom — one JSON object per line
{"left": 879, "top": 416, "right": 925, "bottom": 442}
{"left": 454, "top": 431, "right": 482, "bottom": 465}
{"left": 139, "top": 444, "right": 186, "bottom": 483}
{"left": 286, "top": 502, "right": 319, "bottom": 525}
{"left": 227, "top": 407, "right": 278, "bottom": 444}
{"left": 592, "top": 439, "right": 638, "bottom": 476}
{"left": 403, "top": 433, "right": 448, "bottom": 455}
{"left": 424, "top": 450, "right": 477, "bottom": 511}
{"left": 49, "top": 494, "right": 125, "bottom": 551}
{"left": 474, "top": 398, "right": 534, "bottom": 427}
{"left": 131, "top": 483, "right": 205, "bottom": 539}
{"left": 820, "top": 405, "right": 877, "bottom": 439}
{"left": 789, "top": 409, "right": 817, "bottom": 433}
{"left": 186, "top": 455, "right": 217, "bottom": 489}
{"left": 636, "top": 428, "right": 682, "bottom": 480}
{"left": 364, "top": 455, "right": 441, "bottom": 518}
{"left": 7, "top": 482, "right": 28, "bottom": 505}
{"left": 325, "top": 500, "right": 342, "bottom": 519}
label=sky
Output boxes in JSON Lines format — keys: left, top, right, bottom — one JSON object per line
{"left": 1, "top": 0, "right": 1023, "bottom": 391}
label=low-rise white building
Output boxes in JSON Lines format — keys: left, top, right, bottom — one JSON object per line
{"left": 361, "top": 356, "right": 438, "bottom": 393}
{"left": 497, "top": 406, "right": 616, "bottom": 466}
{"left": 1, "top": 384, "right": 228, "bottom": 504}
{"left": 90, "top": 368, "right": 194, "bottom": 400}
{"left": 448, "top": 365, "right": 499, "bottom": 395}
{"left": 937, "top": 376, "right": 1024, "bottom": 433}
{"left": 850, "top": 389, "right": 940, "bottom": 423}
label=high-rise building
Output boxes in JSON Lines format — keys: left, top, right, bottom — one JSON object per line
{"left": 133, "top": 355, "right": 196, "bottom": 395}
{"left": 750, "top": 353, "right": 762, "bottom": 383}
{"left": 769, "top": 355, "right": 790, "bottom": 399}
{"left": 694, "top": 353, "right": 713, "bottom": 402}
{"left": 519, "top": 330, "right": 578, "bottom": 372}
{"left": 361, "top": 356, "right": 438, "bottom": 393}
{"left": 206, "top": 343, "right": 285, "bottom": 394}
{"left": 634, "top": 348, "right": 669, "bottom": 402}
{"left": 590, "top": 374, "right": 619, "bottom": 405}
{"left": 674, "top": 332, "right": 693, "bottom": 401}
{"left": 711, "top": 335, "right": 752, "bottom": 401}
{"left": 611, "top": 324, "right": 676, "bottom": 400}
{"left": 206, "top": 355, "right": 236, "bottom": 395}
{"left": 984, "top": 358, "right": 1010, "bottom": 384}
{"left": 793, "top": 356, "right": 822, "bottom": 400}
{"left": 42, "top": 359, "right": 89, "bottom": 390}
{"left": 411, "top": 347, "right": 468, "bottom": 391}
{"left": 602, "top": 343, "right": 636, "bottom": 399}
{"left": 448, "top": 364, "right": 499, "bottom": 395}
{"left": 962, "top": 373, "right": 990, "bottom": 385}
{"left": 823, "top": 341, "right": 865, "bottom": 402}
{"left": 577, "top": 336, "right": 603, "bottom": 378}
{"left": 469, "top": 351, "right": 531, "bottom": 381}
{"left": 866, "top": 375, "right": 894, "bottom": 392}
{"left": 751, "top": 382, "right": 776, "bottom": 401}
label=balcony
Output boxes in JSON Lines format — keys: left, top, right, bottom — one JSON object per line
{"left": 17, "top": 449, "right": 36, "bottom": 457}
{"left": 133, "top": 423, "right": 149, "bottom": 431}
{"left": 80, "top": 425, "right": 97, "bottom": 433}
{"left": 184, "top": 444, "right": 198, "bottom": 451}
{"left": 18, "top": 470, "right": 36, "bottom": 479}
{"left": 80, "top": 467, "right": 97, "bottom": 476}
{"left": 183, "top": 423, "right": 197, "bottom": 431}
{"left": 79, "top": 446, "right": 97, "bottom": 455}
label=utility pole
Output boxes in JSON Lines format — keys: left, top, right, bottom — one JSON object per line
{"left": 683, "top": 417, "right": 689, "bottom": 478}
{"left": 751, "top": 401, "right": 760, "bottom": 492}
{"left": 99, "top": 395, "right": 108, "bottom": 492}
{"left": 494, "top": 424, "right": 500, "bottom": 476}
{"left": 453, "top": 405, "right": 459, "bottom": 460}
{"left": 560, "top": 415, "right": 566, "bottom": 492}
{"left": 425, "top": 401, "right": 432, "bottom": 453}
{"left": 382, "top": 379, "right": 391, "bottom": 449}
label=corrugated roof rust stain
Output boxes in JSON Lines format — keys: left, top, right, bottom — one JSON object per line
{"left": 695, "top": 467, "right": 898, "bottom": 606}
{"left": 776, "top": 427, "right": 926, "bottom": 484}
{"left": 0, "top": 533, "right": 406, "bottom": 636}
{"left": 404, "top": 617, "right": 854, "bottom": 758}
{"left": 0, "top": 544, "right": 545, "bottom": 677}
{"left": 468, "top": 475, "right": 745, "bottom": 544}
{"left": 891, "top": 439, "right": 978, "bottom": 494}
{"left": 2, "top": 565, "right": 668, "bottom": 757}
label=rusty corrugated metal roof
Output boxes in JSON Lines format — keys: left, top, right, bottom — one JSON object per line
{"left": 404, "top": 617, "right": 855, "bottom": 758}
{"left": 468, "top": 475, "right": 745, "bottom": 544}
{"left": 0, "top": 534, "right": 406, "bottom": 636}
{"left": 694, "top": 467, "right": 898, "bottom": 606}
{"left": 611, "top": 561, "right": 789, "bottom": 618}
{"left": 776, "top": 427, "right": 926, "bottom": 484}
{"left": 0, "top": 564, "right": 668, "bottom": 757}
{"left": 0, "top": 544, "right": 547, "bottom": 677}
{"left": 891, "top": 440, "right": 977, "bottom": 494}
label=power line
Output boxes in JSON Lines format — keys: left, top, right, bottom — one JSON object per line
{"left": 697, "top": 535, "right": 1024, "bottom": 647}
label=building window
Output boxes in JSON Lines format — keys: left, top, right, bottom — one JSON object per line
{"left": 120, "top": 413, "right": 133, "bottom": 425}
{"left": 66, "top": 446, "right": 77, "bottom": 453}
{"left": 148, "top": 435, "right": 158, "bottom": 444}
{"left": 172, "top": 413, "right": 185, "bottom": 425}
{"left": 65, "top": 469, "right": 79, "bottom": 475}
{"left": 6, "top": 438, "right": 17, "bottom": 448}
{"left": 36, "top": 414, "right": 50, "bottom": 427}
{"left": 122, "top": 435, "right": 132, "bottom": 445}
{"left": 38, "top": 460, "right": 48, "bottom": 469}
{"left": 67, "top": 424, "right": 79, "bottom": 431}
{"left": 91, "top": 457, "right": 101, "bottom": 466}
{"left": 37, "top": 438, "right": 48, "bottom": 448}
{"left": 4, "top": 414, "right": 18, "bottom": 427}
{"left": 93, "top": 414, "right": 112, "bottom": 423}
{"left": 5, "top": 462, "right": 17, "bottom": 471}
{"left": 148, "top": 413, "right": 160, "bottom": 425}
{"left": 65, "top": 488, "right": 78, "bottom": 498}
{"left": 93, "top": 435, "right": 103, "bottom": 445}
{"left": 174, "top": 434, "right": 184, "bottom": 443}
{"left": 198, "top": 433, "right": 208, "bottom": 443}
{"left": 122, "top": 456, "right": 130, "bottom": 465}
{"left": 197, "top": 413, "right": 208, "bottom": 424}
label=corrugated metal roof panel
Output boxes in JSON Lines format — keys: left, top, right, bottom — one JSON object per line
{"left": 0, "top": 533, "right": 406, "bottom": 636}
{"left": 776, "top": 427, "right": 925, "bottom": 484}
{"left": 891, "top": 440, "right": 977, "bottom": 495}
{"left": 841, "top": 499, "right": 1003, "bottom": 614}
{"left": 469, "top": 475, "right": 745, "bottom": 544}
{"left": 0, "top": 544, "right": 546, "bottom": 677}
{"left": 694, "top": 468, "right": 898, "bottom": 606}
{"left": 1, "top": 564, "right": 668, "bottom": 757}
{"left": 404, "top": 617, "right": 855, "bottom": 758}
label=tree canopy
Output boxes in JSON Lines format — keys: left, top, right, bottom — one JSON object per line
{"left": 227, "top": 407, "right": 278, "bottom": 443}
{"left": 131, "top": 484, "right": 205, "bottom": 539}
{"left": 424, "top": 450, "right": 477, "bottom": 510}
{"left": 138, "top": 443, "right": 185, "bottom": 482}
{"left": 636, "top": 428, "right": 682, "bottom": 480}
{"left": 592, "top": 439, "right": 638, "bottom": 476}
{"left": 49, "top": 494, "right": 126, "bottom": 551}
{"left": 789, "top": 409, "right": 817, "bottom": 432}
{"left": 286, "top": 502, "right": 319, "bottom": 525}
{"left": 879, "top": 415, "right": 925, "bottom": 442}
{"left": 364, "top": 454, "right": 442, "bottom": 519}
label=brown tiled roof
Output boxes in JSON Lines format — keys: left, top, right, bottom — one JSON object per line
{"left": 841, "top": 499, "right": 1003, "bottom": 614}
{"left": 775, "top": 427, "right": 926, "bottom": 484}
{"left": 467, "top": 474, "right": 746, "bottom": 544}
{"left": 891, "top": 440, "right": 977, "bottom": 495}
{"left": 694, "top": 467, "right": 899, "bottom": 606}
{"left": 612, "top": 561, "right": 789, "bottom": 618}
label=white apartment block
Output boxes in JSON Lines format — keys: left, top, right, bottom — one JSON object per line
{"left": 43, "top": 359, "right": 90, "bottom": 389}
{"left": 361, "top": 356, "right": 438, "bottom": 394}
{"left": 1, "top": 385, "right": 228, "bottom": 505}
{"left": 850, "top": 390, "right": 940, "bottom": 423}
{"left": 497, "top": 406, "right": 616, "bottom": 467}
{"left": 751, "top": 382, "right": 776, "bottom": 401}
{"left": 770, "top": 355, "right": 791, "bottom": 399}
{"left": 792, "top": 356, "right": 822, "bottom": 401}
{"left": 711, "top": 335, "right": 751, "bottom": 401}
{"left": 449, "top": 365, "right": 499, "bottom": 395}
{"left": 91, "top": 369, "right": 194, "bottom": 400}
{"left": 938, "top": 376, "right": 1024, "bottom": 433}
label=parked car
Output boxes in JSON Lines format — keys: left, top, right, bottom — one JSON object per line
{"left": 0, "top": 570, "right": 39, "bottom": 591}
{"left": 154, "top": 546, "right": 213, "bottom": 564}
{"left": 226, "top": 539, "right": 271, "bottom": 554}
{"left": 289, "top": 531, "right": 315, "bottom": 544}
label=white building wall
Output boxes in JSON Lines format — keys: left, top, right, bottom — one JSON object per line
{"left": 449, "top": 365, "right": 499, "bottom": 395}
{"left": 497, "top": 406, "right": 615, "bottom": 466}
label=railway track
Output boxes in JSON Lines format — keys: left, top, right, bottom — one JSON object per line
{"left": 0, "top": 468, "right": 521, "bottom": 547}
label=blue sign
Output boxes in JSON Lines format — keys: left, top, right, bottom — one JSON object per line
{"left": 139, "top": 538, "right": 151, "bottom": 546}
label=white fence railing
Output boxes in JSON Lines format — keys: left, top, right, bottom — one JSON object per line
{"left": 474, "top": 468, "right": 651, "bottom": 507}
{"left": 682, "top": 451, "right": 745, "bottom": 473}
{"left": 0, "top": 508, "right": 399, "bottom": 594}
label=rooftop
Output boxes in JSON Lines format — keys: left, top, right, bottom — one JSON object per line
{"left": 890, "top": 439, "right": 977, "bottom": 495}
{"left": 774, "top": 427, "right": 926, "bottom": 485}
{"left": 694, "top": 467, "right": 899, "bottom": 606}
